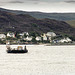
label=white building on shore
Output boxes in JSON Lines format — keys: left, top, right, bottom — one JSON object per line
{"left": 7, "top": 32, "right": 15, "bottom": 38}
{"left": 19, "top": 32, "right": 29, "bottom": 36}
{"left": 0, "top": 34, "right": 6, "bottom": 39}
{"left": 36, "top": 36, "right": 41, "bottom": 41}
{"left": 46, "top": 32, "right": 56, "bottom": 37}
{"left": 26, "top": 36, "right": 32, "bottom": 41}
{"left": 59, "top": 37, "right": 72, "bottom": 43}
{"left": 42, "top": 34, "right": 47, "bottom": 41}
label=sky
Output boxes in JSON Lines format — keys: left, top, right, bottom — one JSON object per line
{"left": 0, "top": 0, "right": 75, "bottom": 13}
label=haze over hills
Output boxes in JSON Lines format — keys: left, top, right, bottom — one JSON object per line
{"left": 0, "top": 9, "right": 75, "bottom": 39}
{"left": 0, "top": 8, "right": 75, "bottom": 21}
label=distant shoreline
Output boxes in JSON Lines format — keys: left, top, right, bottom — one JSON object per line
{"left": 0, "top": 44, "right": 75, "bottom": 46}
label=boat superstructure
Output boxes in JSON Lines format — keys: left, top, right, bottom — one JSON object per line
{"left": 6, "top": 41, "right": 28, "bottom": 53}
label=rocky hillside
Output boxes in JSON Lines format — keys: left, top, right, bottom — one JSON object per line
{"left": 0, "top": 10, "right": 75, "bottom": 38}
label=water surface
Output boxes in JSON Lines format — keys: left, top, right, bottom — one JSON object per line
{"left": 0, "top": 45, "right": 75, "bottom": 75}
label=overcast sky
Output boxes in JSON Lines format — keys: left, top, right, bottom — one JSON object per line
{"left": 0, "top": 0, "right": 75, "bottom": 13}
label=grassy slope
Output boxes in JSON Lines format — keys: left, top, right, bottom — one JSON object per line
{"left": 66, "top": 20, "right": 75, "bottom": 28}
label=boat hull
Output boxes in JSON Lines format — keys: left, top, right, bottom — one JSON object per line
{"left": 7, "top": 50, "right": 28, "bottom": 53}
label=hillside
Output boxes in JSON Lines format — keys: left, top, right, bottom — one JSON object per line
{"left": 66, "top": 20, "right": 75, "bottom": 28}
{"left": 0, "top": 10, "right": 75, "bottom": 38}
{"left": 0, "top": 8, "right": 75, "bottom": 21}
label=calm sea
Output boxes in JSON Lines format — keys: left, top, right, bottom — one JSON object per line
{"left": 0, "top": 45, "right": 75, "bottom": 75}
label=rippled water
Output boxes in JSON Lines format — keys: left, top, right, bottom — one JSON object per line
{"left": 0, "top": 45, "right": 75, "bottom": 75}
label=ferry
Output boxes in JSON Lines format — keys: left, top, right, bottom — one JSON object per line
{"left": 6, "top": 41, "right": 28, "bottom": 53}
